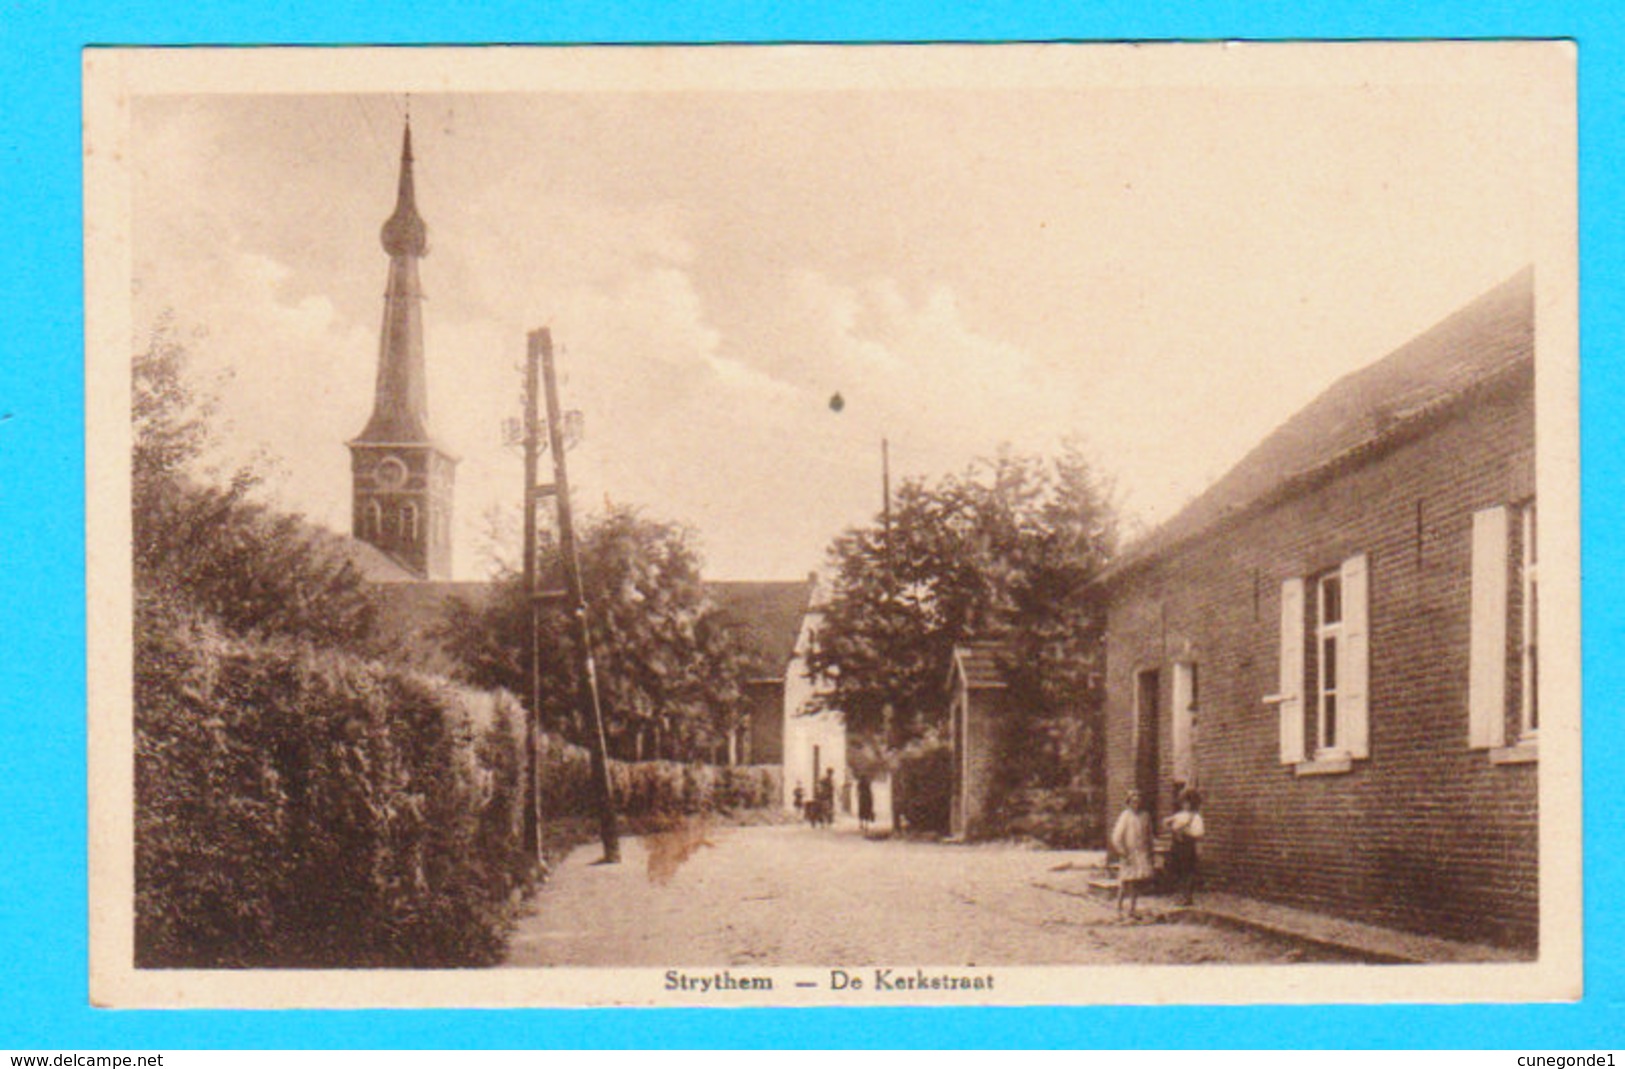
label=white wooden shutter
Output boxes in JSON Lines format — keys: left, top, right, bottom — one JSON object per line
{"left": 1469, "top": 506, "right": 1510, "bottom": 749}
{"left": 1279, "top": 577, "right": 1306, "bottom": 764}
{"left": 1339, "top": 554, "right": 1370, "bottom": 759}
{"left": 1172, "top": 661, "right": 1195, "bottom": 783}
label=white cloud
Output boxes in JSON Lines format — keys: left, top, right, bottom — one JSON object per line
{"left": 780, "top": 270, "right": 1083, "bottom": 475}
{"left": 126, "top": 81, "right": 1549, "bottom": 579}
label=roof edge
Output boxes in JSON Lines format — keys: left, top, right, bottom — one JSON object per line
{"left": 1098, "top": 356, "right": 1531, "bottom": 588}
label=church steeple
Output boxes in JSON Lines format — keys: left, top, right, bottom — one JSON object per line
{"left": 380, "top": 122, "right": 428, "bottom": 258}
{"left": 348, "top": 118, "right": 456, "bottom": 581}
{"left": 356, "top": 121, "right": 432, "bottom": 445}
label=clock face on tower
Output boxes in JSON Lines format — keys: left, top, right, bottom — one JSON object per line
{"left": 375, "top": 454, "right": 408, "bottom": 491}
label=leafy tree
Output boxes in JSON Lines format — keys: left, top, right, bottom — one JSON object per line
{"left": 806, "top": 445, "right": 1118, "bottom": 838}
{"left": 131, "top": 322, "right": 535, "bottom": 967}
{"left": 437, "top": 505, "right": 754, "bottom": 763}
{"left": 132, "top": 320, "right": 376, "bottom": 649}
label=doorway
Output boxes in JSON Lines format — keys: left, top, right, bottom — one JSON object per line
{"left": 1133, "top": 667, "right": 1160, "bottom": 817}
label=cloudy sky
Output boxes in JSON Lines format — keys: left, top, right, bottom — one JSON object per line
{"left": 126, "top": 46, "right": 1559, "bottom": 580}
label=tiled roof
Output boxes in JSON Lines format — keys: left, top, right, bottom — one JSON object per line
{"left": 1108, "top": 268, "right": 1534, "bottom": 579}
{"left": 368, "top": 579, "right": 495, "bottom": 674}
{"left": 371, "top": 580, "right": 494, "bottom": 626}
{"left": 706, "top": 580, "right": 815, "bottom": 680}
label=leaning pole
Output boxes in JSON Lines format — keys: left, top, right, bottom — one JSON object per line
{"left": 532, "top": 327, "right": 621, "bottom": 864}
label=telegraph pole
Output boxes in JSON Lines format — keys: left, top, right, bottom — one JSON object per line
{"left": 520, "top": 334, "right": 545, "bottom": 868}
{"left": 881, "top": 436, "right": 892, "bottom": 564}
{"left": 533, "top": 328, "right": 621, "bottom": 864}
{"left": 880, "top": 435, "right": 901, "bottom": 832}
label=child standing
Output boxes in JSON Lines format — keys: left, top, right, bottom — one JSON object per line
{"left": 1111, "top": 789, "right": 1155, "bottom": 920}
{"left": 1163, "top": 788, "right": 1205, "bottom": 906}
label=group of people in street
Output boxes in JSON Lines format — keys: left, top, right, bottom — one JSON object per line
{"left": 1110, "top": 785, "right": 1204, "bottom": 920}
{"left": 793, "top": 770, "right": 838, "bottom": 828}
{"left": 792, "top": 770, "right": 877, "bottom": 831}
{"left": 786, "top": 768, "right": 1203, "bottom": 918}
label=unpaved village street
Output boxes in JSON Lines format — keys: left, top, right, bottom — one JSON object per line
{"left": 503, "top": 823, "right": 1336, "bottom": 967}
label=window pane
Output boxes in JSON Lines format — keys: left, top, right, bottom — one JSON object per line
{"left": 1323, "top": 636, "right": 1337, "bottom": 690}
{"left": 1529, "top": 645, "right": 1539, "bottom": 731}
{"left": 1528, "top": 581, "right": 1539, "bottom": 731}
{"left": 1325, "top": 694, "right": 1337, "bottom": 748}
{"left": 1322, "top": 575, "right": 1342, "bottom": 624}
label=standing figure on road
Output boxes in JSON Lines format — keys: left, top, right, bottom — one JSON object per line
{"left": 857, "top": 774, "right": 875, "bottom": 833}
{"left": 1111, "top": 789, "right": 1154, "bottom": 920}
{"left": 818, "top": 769, "right": 837, "bottom": 828}
{"left": 793, "top": 781, "right": 806, "bottom": 817}
{"left": 1163, "top": 788, "right": 1205, "bottom": 906}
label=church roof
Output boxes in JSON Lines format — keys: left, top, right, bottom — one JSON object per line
{"left": 345, "top": 565, "right": 817, "bottom": 683}
{"left": 343, "top": 537, "right": 424, "bottom": 584}
{"left": 1106, "top": 267, "right": 1534, "bottom": 581}
{"left": 368, "top": 579, "right": 495, "bottom": 676}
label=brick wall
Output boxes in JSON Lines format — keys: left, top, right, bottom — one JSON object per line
{"left": 1103, "top": 373, "right": 1538, "bottom": 947}
{"left": 952, "top": 684, "right": 1010, "bottom": 839}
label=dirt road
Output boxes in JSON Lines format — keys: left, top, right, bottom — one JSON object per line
{"left": 503, "top": 822, "right": 1329, "bottom": 967}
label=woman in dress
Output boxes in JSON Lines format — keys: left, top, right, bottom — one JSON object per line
{"left": 1111, "top": 789, "right": 1155, "bottom": 920}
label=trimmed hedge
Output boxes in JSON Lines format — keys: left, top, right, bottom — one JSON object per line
{"left": 135, "top": 601, "right": 781, "bottom": 968}
{"left": 991, "top": 787, "right": 1101, "bottom": 849}
{"left": 895, "top": 743, "right": 953, "bottom": 835}
{"left": 532, "top": 731, "right": 779, "bottom": 822}
{"left": 135, "top": 606, "right": 528, "bottom": 968}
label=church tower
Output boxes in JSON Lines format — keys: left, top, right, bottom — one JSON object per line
{"left": 348, "top": 121, "right": 456, "bottom": 580}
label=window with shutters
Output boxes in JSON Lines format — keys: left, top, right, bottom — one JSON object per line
{"left": 1172, "top": 661, "right": 1198, "bottom": 788}
{"left": 1519, "top": 501, "right": 1538, "bottom": 740}
{"left": 1471, "top": 500, "right": 1538, "bottom": 762}
{"left": 1313, "top": 571, "right": 1342, "bottom": 754}
{"left": 1271, "top": 554, "right": 1369, "bottom": 774}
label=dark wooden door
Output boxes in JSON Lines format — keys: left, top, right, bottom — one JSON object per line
{"left": 1133, "top": 668, "right": 1160, "bottom": 817}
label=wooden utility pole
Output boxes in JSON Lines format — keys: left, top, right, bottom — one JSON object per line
{"left": 881, "top": 435, "right": 901, "bottom": 832}
{"left": 533, "top": 328, "right": 621, "bottom": 864}
{"left": 520, "top": 333, "right": 544, "bottom": 868}
{"left": 881, "top": 436, "right": 892, "bottom": 564}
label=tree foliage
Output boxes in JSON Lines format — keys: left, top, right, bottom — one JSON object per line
{"left": 132, "top": 321, "right": 376, "bottom": 649}
{"left": 131, "top": 321, "right": 532, "bottom": 966}
{"left": 436, "top": 506, "right": 755, "bottom": 763}
{"left": 807, "top": 445, "right": 1118, "bottom": 838}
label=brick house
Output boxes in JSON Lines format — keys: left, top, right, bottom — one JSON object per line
{"left": 708, "top": 578, "right": 865, "bottom": 817}
{"left": 1100, "top": 269, "right": 1538, "bottom": 948}
{"left": 707, "top": 579, "right": 817, "bottom": 768}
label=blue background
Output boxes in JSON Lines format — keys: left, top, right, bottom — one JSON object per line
{"left": 1, "top": 0, "right": 1617, "bottom": 1050}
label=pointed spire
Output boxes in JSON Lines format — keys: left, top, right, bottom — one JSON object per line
{"left": 356, "top": 119, "right": 432, "bottom": 444}
{"left": 380, "top": 120, "right": 428, "bottom": 258}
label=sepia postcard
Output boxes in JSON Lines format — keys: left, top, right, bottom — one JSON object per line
{"left": 85, "top": 42, "right": 1579, "bottom": 1008}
